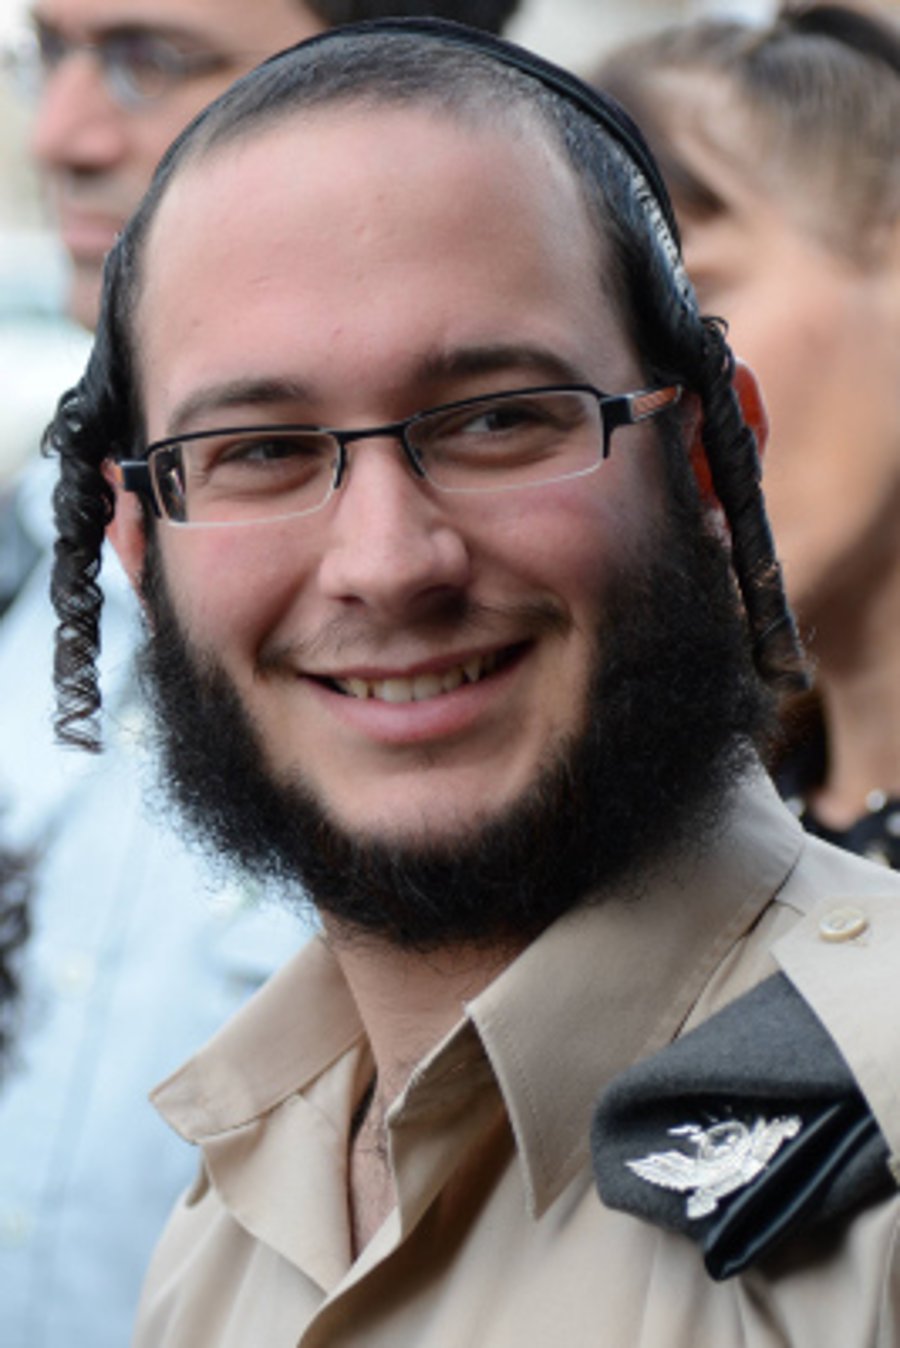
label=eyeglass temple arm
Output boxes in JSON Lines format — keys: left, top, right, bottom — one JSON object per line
{"left": 114, "top": 460, "right": 162, "bottom": 517}
{"left": 601, "top": 385, "right": 682, "bottom": 455}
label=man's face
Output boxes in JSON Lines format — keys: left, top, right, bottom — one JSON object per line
{"left": 129, "top": 106, "right": 670, "bottom": 854}
{"left": 29, "top": 0, "right": 326, "bottom": 329}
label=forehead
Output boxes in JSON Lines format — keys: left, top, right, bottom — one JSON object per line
{"left": 137, "top": 103, "right": 636, "bottom": 431}
{"left": 31, "top": 0, "right": 320, "bottom": 46}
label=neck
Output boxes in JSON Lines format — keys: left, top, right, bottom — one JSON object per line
{"left": 803, "top": 572, "right": 900, "bottom": 826}
{"left": 323, "top": 918, "right": 522, "bottom": 1110}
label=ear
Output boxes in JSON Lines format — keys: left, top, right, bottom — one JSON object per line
{"left": 688, "top": 358, "right": 769, "bottom": 506}
{"left": 102, "top": 459, "right": 148, "bottom": 595}
{"left": 732, "top": 359, "right": 769, "bottom": 462}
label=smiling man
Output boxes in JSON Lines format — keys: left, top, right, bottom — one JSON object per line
{"left": 47, "top": 20, "right": 900, "bottom": 1348}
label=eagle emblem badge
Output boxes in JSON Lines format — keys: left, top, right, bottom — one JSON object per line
{"left": 626, "top": 1116, "right": 802, "bottom": 1219}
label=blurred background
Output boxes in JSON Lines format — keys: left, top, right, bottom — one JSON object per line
{"left": 1, "top": 0, "right": 89, "bottom": 482}
{"left": 0, "top": 0, "right": 774, "bottom": 481}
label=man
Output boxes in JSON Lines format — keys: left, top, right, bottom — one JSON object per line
{"left": 27, "top": 0, "right": 520, "bottom": 331}
{"left": 0, "top": 6, "right": 520, "bottom": 1348}
{"left": 47, "top": 19, "right": 900, "bottom": 1348}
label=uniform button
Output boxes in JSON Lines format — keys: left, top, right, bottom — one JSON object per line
{"left": 819, "top": 906, "right": 869, "bottom": 943}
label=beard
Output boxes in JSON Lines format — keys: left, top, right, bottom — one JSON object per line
{"left": 137, "top": 478, "right": 774, "bottom": 952}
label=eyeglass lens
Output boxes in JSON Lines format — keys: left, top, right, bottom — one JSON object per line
{"left": 6, "top": 23, "right": 229, "bottom": 106}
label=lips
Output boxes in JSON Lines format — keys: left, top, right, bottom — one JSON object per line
{"left": 331, "top": 650, "right": 500, "bottom": 703}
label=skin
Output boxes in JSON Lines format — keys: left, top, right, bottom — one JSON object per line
{"left": 117, "top": 108, "right": 674, "bottom": 848}
{"left": 29, "top": 0, "right": 326, "bottom": 328}
{"left": 657, "top": 73, "right": 900, "bottom": 824}
{"left": 107, "top": 104, "right": 770, "bottom": 1245}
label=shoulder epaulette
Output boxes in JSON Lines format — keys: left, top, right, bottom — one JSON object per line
{"left": 591, "top": 972, "right": 896, "bottom": 1279}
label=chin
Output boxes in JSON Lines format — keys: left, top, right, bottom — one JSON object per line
{"left": 320, "top": 761, "right": 538, "bottom": 849}
{"left": 324, "top": 800, "right": 498, "bottom": 852}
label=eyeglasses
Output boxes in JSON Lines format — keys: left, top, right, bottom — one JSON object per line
{"left": 3, "top": 23, "right": 240, "bottom": 109}
{"left": 119, "top": 383, "right": 683, "bottom": 529}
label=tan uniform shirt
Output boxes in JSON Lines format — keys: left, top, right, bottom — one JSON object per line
{"left": 135, "top": 774, "right": 900, "bottom": 1347}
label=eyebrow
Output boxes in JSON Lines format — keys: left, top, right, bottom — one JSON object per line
{"left": 416, "top": 343, "right": 593, "bottom": 388}
{"left": 31, "top": 9, "right": 220, "bottom": 48}
{"left": 161, "top": 344, "right": 596, "bottom": 438}
{"left": 163, "top": 378, "right": 318, "bottom": 437}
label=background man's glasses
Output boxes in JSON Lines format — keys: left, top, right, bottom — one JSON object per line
{"left": 3, "top": 24, "right": 241, "bottom": 109}
{"left": 119, "top": 383, "right": 683, "bottom": 529}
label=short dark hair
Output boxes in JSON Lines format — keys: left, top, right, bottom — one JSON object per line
{"left": 306, "top": 0, "right": 520, "bottom": 34}
{"left": 45, "top": 23, "right": 805, "bottom": 750}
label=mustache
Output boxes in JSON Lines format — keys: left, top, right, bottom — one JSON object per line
{"left": 257, "top": 596, "right": 571, "bottom": 674}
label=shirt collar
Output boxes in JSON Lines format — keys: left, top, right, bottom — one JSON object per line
{"left": 152, "top": 934, "right": 365, "bottom": 1139}
{"left": 467, "top": 769, "right": 803, "bottom": 1215}
{"left": 154, "top": 770, "right": 802, "bottom": 1215}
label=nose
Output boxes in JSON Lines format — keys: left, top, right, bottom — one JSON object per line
{"left": 316, "top": 439, "right": 472, "bottom": 618}
{"left": 29, "top": 51, "right": 128, "bottom": 174}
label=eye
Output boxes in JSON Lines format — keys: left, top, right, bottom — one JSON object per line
{"left": 459, "top": 397, "right": 560, "bottom": 435}
{"left": 424, "top": 394, "right": 573, "bottom": 448}
{"left": 217, "top": 434, "right": 318, "bottom": 465}
{"left": 103, "top": 30, "right": 230, "bottom": 100}
{"left": 194, "top": 431, "right": 335, "bottom": 489}
{"left": 437, "top": 393, "right": 590, "bottom": 449}
{"left": 108, "top": 31, "right": 196, "bottom": 85}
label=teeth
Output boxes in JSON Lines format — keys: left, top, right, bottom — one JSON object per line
{"left": 380, "top": 678, "right": 411, "bottom": 704}
{"left": 413, "top": 673, "right": 443, "bottom": 700}
{"left": 441, "top": 667, "right": 463, "bottom": 694}
{"left": 334, "top": 652, "right": 498, "bottom": 703}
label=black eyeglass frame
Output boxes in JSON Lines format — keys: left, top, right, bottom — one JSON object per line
{"left": 118, "top": 382, "right": 683, "bottom": 526}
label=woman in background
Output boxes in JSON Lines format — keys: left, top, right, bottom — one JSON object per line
{"left": 596, "top": 2, "right": 900, "bottom": 867}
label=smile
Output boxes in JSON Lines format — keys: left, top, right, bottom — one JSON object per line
{"left": 331, "top": 651, "right": 501, "bottom": 703}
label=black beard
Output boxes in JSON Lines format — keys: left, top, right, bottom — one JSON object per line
{"left": 137, "top": 486, "right": 774, "bottom": 952}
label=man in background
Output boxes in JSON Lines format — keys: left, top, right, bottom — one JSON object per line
{"left": 30, "top": 0, "right": 520, "bottom": 332}
{"left": 0, "top": 5, "right": 520, "bottom": 1346}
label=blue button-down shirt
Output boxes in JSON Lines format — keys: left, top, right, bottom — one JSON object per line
{"left": 0, "top": 456, "right": 315, "bottom": 1348}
